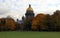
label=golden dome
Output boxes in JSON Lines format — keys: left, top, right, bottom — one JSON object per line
{"left": 27, "top": 4, "right": 33, "bottom": 11}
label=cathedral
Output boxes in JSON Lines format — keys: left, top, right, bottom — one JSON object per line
{"left": 22, "top": 4, "right": 35, "bottom": 31}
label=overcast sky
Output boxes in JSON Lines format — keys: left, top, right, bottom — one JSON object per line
{"left": 0, "top": 0, "right": 60, "bottom": 20}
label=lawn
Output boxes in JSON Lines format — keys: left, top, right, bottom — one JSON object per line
{"left": 0, "top": 31, "right": 60, "bottom": 38}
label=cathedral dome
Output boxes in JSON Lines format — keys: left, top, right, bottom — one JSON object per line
{"left": 27, "top": 4, "right": 33, "bottom": 11}
{"left": 25, "top": 4, "right": 34, "bottom": 16}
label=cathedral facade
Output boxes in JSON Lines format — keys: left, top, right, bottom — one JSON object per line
{"left": 22, "top": 4, "right": 35, "bottom": 31}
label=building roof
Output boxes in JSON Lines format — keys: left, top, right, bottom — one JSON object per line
{"left": 26, "top": 4, "right": 33, "bottom": 11}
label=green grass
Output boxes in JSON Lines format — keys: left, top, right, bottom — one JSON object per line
{"left": 0, "top": 31, "right": 60, "bottom": 38}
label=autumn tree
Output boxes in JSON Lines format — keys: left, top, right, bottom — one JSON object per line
{"left": 51, "top": 10, "right": 60, "bottom": 31}
{"left": 32, "top": 13, "right": 46, "bottom": 31}
{"left": 0, "top": 18, "right": 6, "bottom": 31}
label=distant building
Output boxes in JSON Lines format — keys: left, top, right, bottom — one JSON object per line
{"left": 22, "top": 4, "right": 35, "bottom": 31}
{"left": 16, "top": 4, "right": 35, "bottom": 31}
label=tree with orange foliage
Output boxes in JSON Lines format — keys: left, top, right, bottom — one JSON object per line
{"left": 5, "top": 18, "right": 16, "bottom": 31}
{"left": 31, "top": 13, "right": 46, "bottom": 31}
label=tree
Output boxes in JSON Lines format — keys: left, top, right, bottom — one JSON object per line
{"left": 51, "top": 10, "right": 60, "bottom": 31}
{"left": 5, "top": 17, "right": 16, "bottom": 31}
{"left": 32, "top": 13, "right": 46, "bottom": 31}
